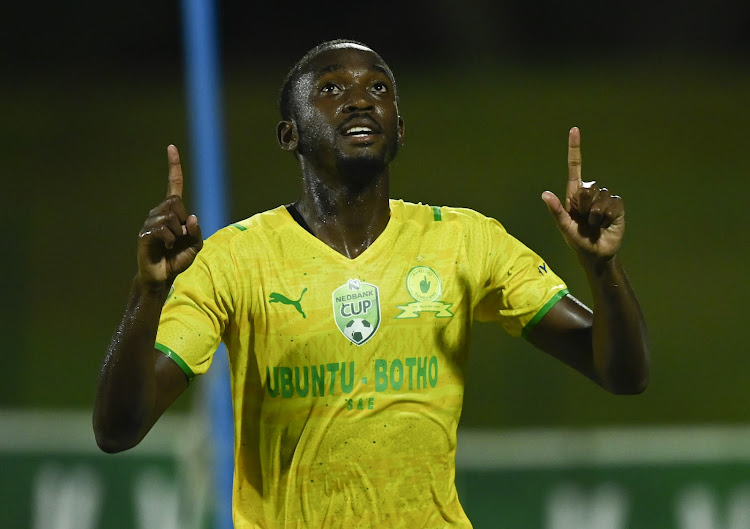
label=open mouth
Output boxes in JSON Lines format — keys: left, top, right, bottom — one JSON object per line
{"left": 343, "top": 126, "right": 376, "bottom": 137}
{"left": 339, "top": 116, "right": 382, "bottom": 139}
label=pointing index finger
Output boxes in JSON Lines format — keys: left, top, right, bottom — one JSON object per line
{"left": 167, "top": 144, "right": 183, "bottom": 198}
{"left": 566, "top": 126, "right": 582, "bottom": 209}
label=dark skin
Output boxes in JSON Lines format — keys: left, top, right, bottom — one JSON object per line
{"left": 534, "top": 128, "right": 649, "bottom": 394}
{"left": 277, "top": 45, "right": 404, "bottom": 259}
{"left": 93, "top": 148, "right": 196, "bottom": 452}
{"left": 94, "top": 44, "right": 648, "bottom": 453}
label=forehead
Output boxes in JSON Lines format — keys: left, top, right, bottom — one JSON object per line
{"left": 302, "top": 45, "right": 391, "bottom": 82}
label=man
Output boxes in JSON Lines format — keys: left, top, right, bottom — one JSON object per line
{"left": 94, "top": 40, "right": 649, "bottom": 528}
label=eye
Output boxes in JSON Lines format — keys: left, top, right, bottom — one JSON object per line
{"left": 320, "top": 82, "right": 341, "bottom": 94}
{"left": 372, "top": 82, "right": 389, "bottom": 94}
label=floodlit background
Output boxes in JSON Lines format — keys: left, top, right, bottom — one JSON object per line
{"left": 1, "top": 1, "right": 748, "bottom": 527}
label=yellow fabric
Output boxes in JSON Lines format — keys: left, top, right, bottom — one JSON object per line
{"left": 156, "top": 199, "right": 567, "bottom": 529}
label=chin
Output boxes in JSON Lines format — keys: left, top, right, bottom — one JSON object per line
{"left": 337, "top": 142, "right": 398, "bottom": 175}
{"left": 335, "top": 151, "right": 388, "bottom": 183}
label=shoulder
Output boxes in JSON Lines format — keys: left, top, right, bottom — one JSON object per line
{"left": 197, "top": 205, "right": 291, "bottom": 262}
{"left": 213, "top": 205, "right": 289, "bottom": 238}
{"left": 392, "top": 199, "right": 508, "bottom": 234}
{"left": 205, "top": 205, "right": 289, "bottom": 244}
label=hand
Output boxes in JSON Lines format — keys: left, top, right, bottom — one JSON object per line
{"left": 137, "top": 145, "right": 203, "bottom": 286}
{"left": 541, "top": 127, "right": 625, "bottom": 263}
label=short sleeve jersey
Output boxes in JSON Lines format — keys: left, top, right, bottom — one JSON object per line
{"left": 155, "top": 199, "right": 568, "bottom": 529}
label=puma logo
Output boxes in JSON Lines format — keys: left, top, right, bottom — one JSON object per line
{"left": 269, "top": 288, "right": 308, "bottom": 318}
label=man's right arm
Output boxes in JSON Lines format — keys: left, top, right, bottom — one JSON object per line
{"left": 93, "top": 146, "right": 203, "bottom": 453}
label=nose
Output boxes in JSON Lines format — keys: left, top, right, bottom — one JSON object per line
{"left": 343, "top": 87, "right": 374, "bottom": 113}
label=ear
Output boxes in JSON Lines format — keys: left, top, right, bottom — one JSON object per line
{"left": 397, "top": 116, "right": 405, "bottom": 147}
{"left": 277, "top": 120, "right": 299, "bottom": 151}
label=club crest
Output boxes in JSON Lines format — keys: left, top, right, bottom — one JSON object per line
{"left": 395, "top": 266, "right": 453, "bottom": 318}
{"left": 332, "top": 279, "right": 381, "bottom": 345}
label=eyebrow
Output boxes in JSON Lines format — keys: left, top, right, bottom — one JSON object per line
{"left": 316, "top": 64, "right": 343, "bottom": 76}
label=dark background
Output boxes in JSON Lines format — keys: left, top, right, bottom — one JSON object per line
{"left": 2, "top": 0, "right": 748, "bottom": 427}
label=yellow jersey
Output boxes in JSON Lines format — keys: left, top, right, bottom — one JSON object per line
{"left": 155, "top": 199, "right": 568, "bottom": 529}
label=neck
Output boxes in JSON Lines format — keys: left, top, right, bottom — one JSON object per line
{"left": 293, "top": 161, "right": 391, "bottom": 259}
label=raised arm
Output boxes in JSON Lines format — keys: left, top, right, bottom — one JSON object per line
{"left": 93, "top": 146, "right": 203, "bottom": 452}
{"left": 530, "top": 127, "right": 649, "bottom": 394}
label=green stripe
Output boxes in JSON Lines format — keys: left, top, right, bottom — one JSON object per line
{"left": 521, "top": 288, "right": 570, "bottom": 339}
{"left": 432, "top": 206, "right": 442, "bottom": 221}
{"left": 230, "top": 223, "right": 247, "bottom": 231}
{"left": 155, "top": 342, "right": 195, "bottom": 381}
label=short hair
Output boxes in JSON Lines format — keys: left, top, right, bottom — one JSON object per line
{"left": 278, "top": 39, "right": 398, "bottom": 122}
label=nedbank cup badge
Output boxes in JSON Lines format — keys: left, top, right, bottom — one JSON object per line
{"left": 333, "top": 279, "right": 381, "bottom": 345}
{"left": 395, "top": 266, "right": 453, "bottom": 319}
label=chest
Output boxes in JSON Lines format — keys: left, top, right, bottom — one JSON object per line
{"left": 241, "top": 230, "right": 474, "bottom": 364}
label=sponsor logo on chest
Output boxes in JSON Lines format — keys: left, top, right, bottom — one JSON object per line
{"left": 332, "top": 279, "right": 381, "bottom": 346}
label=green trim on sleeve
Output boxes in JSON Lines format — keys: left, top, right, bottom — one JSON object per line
{"left": 230, "top": 223, "right": 247, "bottom": 231}
{"left": 521, "top": 288, "right": 570, "bottom": 339}
{"left": 432, "top": 206, "right": 442, "bottom": 221}
{"left": 155, "top": 342, "right": 196, "bottom": 381}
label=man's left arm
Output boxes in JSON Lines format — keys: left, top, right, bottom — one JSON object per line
{"left": 527, "top": 127, "right": 649, "bottom": 395}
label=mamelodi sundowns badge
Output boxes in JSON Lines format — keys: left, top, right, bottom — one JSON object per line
{"left": 332, "top": 279, "right": 381, "bottom": 345}
{"left": 395, "top": 266, "right": 453, "bottom": 318}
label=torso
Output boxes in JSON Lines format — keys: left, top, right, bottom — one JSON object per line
{"left": 226, "top": 200, "right": 475, "bottom": 528}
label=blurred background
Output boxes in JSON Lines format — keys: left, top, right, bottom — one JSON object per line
{"left": 2, "top": 0, "right": 749, "bottom": 527}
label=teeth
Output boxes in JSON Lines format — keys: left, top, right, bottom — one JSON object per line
{"left": 346, "top": 126, "right": 373, "bottom": 135}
